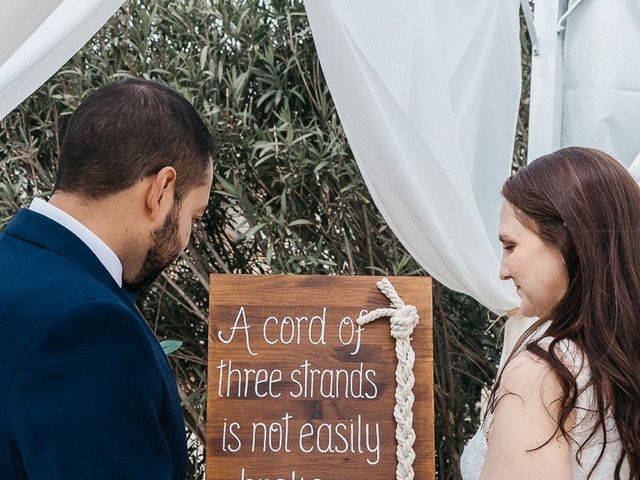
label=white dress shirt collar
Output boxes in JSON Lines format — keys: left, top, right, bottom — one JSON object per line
{"left": 28, "top": 197, "right": 124, "bottom": 287}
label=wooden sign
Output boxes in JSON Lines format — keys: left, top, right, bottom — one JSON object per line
{"left": 207, "top": 275, "right": 434, "bottom": 480}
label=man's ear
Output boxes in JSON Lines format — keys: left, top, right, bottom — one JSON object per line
{"left": 145, "top": 166, "right": 177, "bottom": 222}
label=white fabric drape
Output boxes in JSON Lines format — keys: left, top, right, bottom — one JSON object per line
{"left": 304, "top": 0, "right": 522, "bottom": 315}
{"left": 528, "top": 0, "right": 640, "bottom": 176}
{"left": 0, "top": 0, "right": 126, "bottom": 120}
{"left": 562, "top": 1, "right": 640, "bottom": 171}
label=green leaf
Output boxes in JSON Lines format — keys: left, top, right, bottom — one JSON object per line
{"left": 199, "top": 45, "right": 209, "bottom": 71}
{"left": 160, "top": 340, "right": 183, "bottom": 355}
{"left": 242, "top": 222, "right": 266, "bottom": 240}
{"left": 287, "top": 219, "right": 313, "bottom": 227}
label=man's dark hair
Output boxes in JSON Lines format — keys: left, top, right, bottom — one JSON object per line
{"left": 54, "top": 78, "right": 215, "bottom": 203}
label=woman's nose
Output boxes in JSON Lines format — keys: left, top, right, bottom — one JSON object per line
{"left": 499, "top": 257, "right": 510, "bottom": 281}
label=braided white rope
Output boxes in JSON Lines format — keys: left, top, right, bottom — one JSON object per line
{"left": 357, "top": 278, "right": 419, "bottom": 480}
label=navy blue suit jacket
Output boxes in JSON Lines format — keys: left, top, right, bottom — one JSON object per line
{"left": 0, "top": 208, "right": 187, "bottom": 479}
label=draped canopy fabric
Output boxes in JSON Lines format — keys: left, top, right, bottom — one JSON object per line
{"left": 304, "top": 0, "right": 522, "bottom": 315}
{"left": 562, "top": 1, "right": 640, "bottom": 174}
{"left": 528, "top": 1, "right": 640, "bottom": 173}
{"left": 0, "top": 0, "right": 126, "bottom": 120}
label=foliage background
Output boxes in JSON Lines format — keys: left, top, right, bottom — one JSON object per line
{"left": 0, "top": 1, "right": 531, "bottom": 478}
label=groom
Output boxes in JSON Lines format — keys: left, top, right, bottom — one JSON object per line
{"left": 0, "top": 78, "right": 214, "bottom": 479}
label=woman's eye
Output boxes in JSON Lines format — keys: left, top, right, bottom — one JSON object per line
{"left": 503, "top": 245, "right": 515, "bottom": 252}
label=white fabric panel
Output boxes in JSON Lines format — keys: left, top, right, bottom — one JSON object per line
{"left": 305, "top": 0, "right": 522, "bottom": 314}
{"left": 0, "top": 0, "right": 62, "bottom": 66}
{"left": 0, "top": 0, "right": 125, "bottom": 120}
{"left": 562, "top": 1, "right": 640, "bottom": 167}
{"left": 526, "top": 0, "right": 565, "bottom": 162}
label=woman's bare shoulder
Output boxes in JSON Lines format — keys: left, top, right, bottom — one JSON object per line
{"left": 501, "top": 346, "right": 567, "bottom": 393}
{"left": 479, "top": 349, "right": 573, "bottom": 480}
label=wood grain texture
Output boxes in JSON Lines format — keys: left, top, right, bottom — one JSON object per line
{"left": 207, "top": 274, "right": 434, "bottom": 480}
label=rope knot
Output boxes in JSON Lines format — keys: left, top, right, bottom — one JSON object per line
{"left": 390, "top": 305, "right": 419, "bottom": 339}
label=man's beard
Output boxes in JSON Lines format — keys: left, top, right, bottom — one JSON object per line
{"left": 126, "top": 202, "right": 183, "bottom": 294}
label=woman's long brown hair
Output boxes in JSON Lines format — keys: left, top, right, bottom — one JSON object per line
{"left": 487, "top": 146, "right": 640, "bottom": 478}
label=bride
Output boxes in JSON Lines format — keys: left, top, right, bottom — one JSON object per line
{"left": 460, "top": 147, "right": 638, "bottom": 479}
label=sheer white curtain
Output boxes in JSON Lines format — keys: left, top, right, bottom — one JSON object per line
{"left": 0, "top": 0, "right": 125, "bottom": 120}
{"left": 529, "top": 0, "right": 640, "bottom": 175}
{"left": 305, "top": 0, "right": 523, "bottom": 317}
{"left": 562, "top": 1, "right": 640, "bottom": 175}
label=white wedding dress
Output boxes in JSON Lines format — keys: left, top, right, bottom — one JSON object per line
{"left": 460, "top": 327, "right": 629, "bottom": 479}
